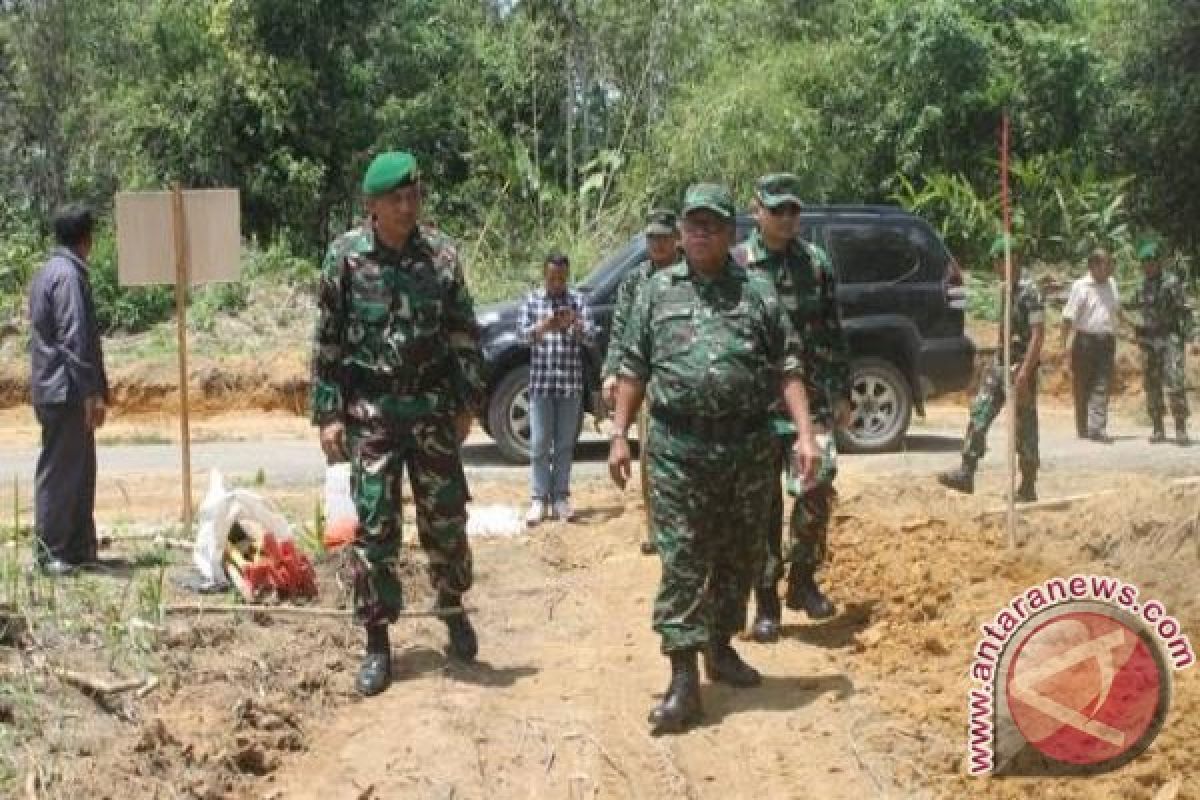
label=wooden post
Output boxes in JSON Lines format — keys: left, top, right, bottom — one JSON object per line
{"left": 1000, "top": 113, "right": 1016, "bottom": 549}
{"left": 170, "top": 185, "right": 193, "bottom": 533}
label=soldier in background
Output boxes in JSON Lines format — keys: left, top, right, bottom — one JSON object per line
{"left": 601, "top": 208, "right": 680, "bottom": 555}
{"left": 608, "top": 183, "right": 818, "bottom": 734}
{"left": 733, "top": 173, "right": 850, "bottom": 640}
{"left": 311, "top": 151, "right": 483, "bottom": 696}
{"left": 1134, "top": 237, "right": 1192, "bottom": 445}
{"left": 938, "top": 236, "right": 1044, "bottom": 502}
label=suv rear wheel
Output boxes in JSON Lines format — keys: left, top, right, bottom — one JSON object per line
{"left": 837, "top": 357, "right": 912, "bottom": 454}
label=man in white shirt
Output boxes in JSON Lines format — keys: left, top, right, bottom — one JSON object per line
{"left": 1061, "top": 249, "right": 1120, "bottom": 442}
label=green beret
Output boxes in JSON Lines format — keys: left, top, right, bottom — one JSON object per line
{"left": 755, "top": 173, "right": 803, "bottom": 209}
{"left": 989, "top": 233, "right": 1014, "bottom": 259}
{"left": 644, "top": 208, "right": 678, "bottom": 236}
{"left": 1136, "top": 236, "right": 1162, "bottom": 261}
{"left": 681, "top": 183, "right": 735, "bottom": 219}
{"left": 363, "top": 151, "right": 418, "bottom": 196}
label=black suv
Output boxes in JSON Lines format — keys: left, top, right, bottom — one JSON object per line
{"left": 475, "top": 206, "right": 974, "bottom": 463}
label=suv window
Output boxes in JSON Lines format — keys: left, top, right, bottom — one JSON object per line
{"left": 827, "top": 223, "right": 929, "bottom": 284}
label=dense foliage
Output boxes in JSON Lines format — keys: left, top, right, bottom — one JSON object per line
{"left": 0, "top": 0, "right": 1195, "bottom": 331}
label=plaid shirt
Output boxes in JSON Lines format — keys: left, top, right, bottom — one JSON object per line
{"left": 517, "top": 287, "right": 596, "bottom": 396}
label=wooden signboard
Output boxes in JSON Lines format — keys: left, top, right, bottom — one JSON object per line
{"left": 115, "top": 187, "right": 241, "bottom": 532}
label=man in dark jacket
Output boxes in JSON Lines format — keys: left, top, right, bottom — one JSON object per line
{"left": 28, "top": 204, "right": 109, "bottom": 576}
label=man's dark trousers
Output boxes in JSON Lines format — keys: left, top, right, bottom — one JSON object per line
{"left": 34, "top": 402, "right": 98, "bottom": 564}
{"left": 1071, "top": 332, "right": 1116, "bottom": 437}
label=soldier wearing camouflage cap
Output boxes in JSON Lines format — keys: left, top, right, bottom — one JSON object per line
{"left": 1133, "top": 236, "right": 1192, "bottom": 445}
{"left": 733, "top": 173, "right": 851, "bottom": 639}
{"left": 601, "top": 207, "right": 681, "bottom": 555}
{"left": 608, "top": 182, "right": 820, "bottom": 734}
{"left": 311, "top": 151, "right": 484, "bottom": 696}
{"left": 938, "top": 235, "right": 1044, "bottom": 501}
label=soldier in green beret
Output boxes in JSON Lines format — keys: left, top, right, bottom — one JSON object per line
{"left": 311, "top": 151, "right": 484, "bottom": 696}
{"left": 608, "top": 182, "right": 819, "bottom": 734}
{"left": 733, "top": 173, "right": 850, "bottom": 640}
{"left": 601, "top": 207, "right": 681, "bottom": 555}
{"left": 1133, "top": 236, "right": 1192, "bottom": 445}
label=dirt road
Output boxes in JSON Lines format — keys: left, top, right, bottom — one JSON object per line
{"left": 2, "top": 406, "right": 1197, "bottom": 800}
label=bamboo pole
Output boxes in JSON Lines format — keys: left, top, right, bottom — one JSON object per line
{"left": 1000, "top": 113, "right": 1017, "bottom": 550}
{"left": 162, "top": 603, "right": 473, "bottom": 619}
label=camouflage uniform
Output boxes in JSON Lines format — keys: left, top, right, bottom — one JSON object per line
{"left": 617, "top": 258, "right": 802, "bottom": 652}
{"left": 604, "top": 258, "right": 668, "bottom": 544}
{"left": 1136, "top": 270, "right": 1192, "bottom": 427}
{"left": 311, "top": 224, "right": 484, "bottom": 625}
{"left": 962, "top": 278, "right": 1044, "bottom": 475}
{"left": 733, "top": 230, "right": 849, "bottom": 582}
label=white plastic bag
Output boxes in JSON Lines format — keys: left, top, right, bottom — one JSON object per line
{"left": 323, "top": 463, "right": 357, "bottom": 524}
{"left": 193, "top": 469, "right": 295, "bottom": 587}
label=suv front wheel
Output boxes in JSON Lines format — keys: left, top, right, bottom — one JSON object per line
{"left": 485, "top": 366, "right": 587, "bottom": 464}
{"left": 836, "top": 357, "right": 912, "bottom": 454}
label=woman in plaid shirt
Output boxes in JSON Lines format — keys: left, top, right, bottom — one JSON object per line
{"left": 517, "top": 253, "right": 596, "bottom": 525}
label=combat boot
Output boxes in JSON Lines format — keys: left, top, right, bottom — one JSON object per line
{"left": 1149, "top": 419, "right": 1167, "bottom": 443}
{"left": 355, "top": 624, "right": 392, "bottom": 697}
{"left": 437, "top": 589, "right": 478, "bottom": 662}
{"left": 703, "top": 637, "right": 762, "bottom": 687}
{"left": 937, "top": 462, "right": 975, "bottom": 494}
{"left": 751, "top": 588, "right": 782, "bottom": 643}
{"left": 1177, "top": 420, "right": 1191, "bottom": 447}
{"left": 649, "top": 649, "right": 703, "bottom": 735}
{"left": 785, "top": 564, "right": 835, "bottom": 619}
{"left": 1015, "top": 474, "right": 1037, "bottom": 504}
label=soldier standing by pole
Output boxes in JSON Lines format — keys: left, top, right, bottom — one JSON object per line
{"left": 733, "top": 174, "right": 850, "bottom": 641}
{"left": 1134, "top": 236, "right": 1192, "bottom": 446}
{"left": 608, "top": 183, "right": 818, "bottom": 735}
{"left": 938, "top": 236, "right": 1044, "bottom": 502}
{"left": 601, "top": 209, "right": 680, "bottom": 555}
{"left": 311, "top": 151, "right": 484, "bottom": 696}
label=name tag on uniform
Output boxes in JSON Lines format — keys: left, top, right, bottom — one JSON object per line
{"left": 393, "top": 294, "right": 412, "bottom": 320}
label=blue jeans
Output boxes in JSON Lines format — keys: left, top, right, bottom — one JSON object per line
{"left": 529, "top": 393, "right": 582, "bottom": 501}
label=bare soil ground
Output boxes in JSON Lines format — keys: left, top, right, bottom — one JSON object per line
{"left": 2, "top": 456, "right": 1196, "bottom": 799}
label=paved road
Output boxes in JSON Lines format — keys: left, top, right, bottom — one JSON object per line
{"left": 1, "top": 407, "right": 1195, "bottom": 490}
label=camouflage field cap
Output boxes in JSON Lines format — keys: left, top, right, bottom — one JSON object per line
{"left": 681, "top": 183, "right": 735, "bottom": 219}
{"left": 1136, "top": 236, "right": 1163, "bottom": 261}
{"left": 363, "top": 151, "right": 419, "bottom": 196}
{"left": 644, "top": 208, "right": 678, "bottom": 236}
{"left": 755, "top": 173, "right": 803, "bottom": 209}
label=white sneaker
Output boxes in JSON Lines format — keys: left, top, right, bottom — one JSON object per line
{"left": 525, "top": 500, "right": 547, "bottom": 527}
{"left": 553, "top": 499, "right": 575, "bottom": 523}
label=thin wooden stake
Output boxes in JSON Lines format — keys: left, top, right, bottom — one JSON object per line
{"left": 170, "top": 185, "right": 193, "bottom": 535}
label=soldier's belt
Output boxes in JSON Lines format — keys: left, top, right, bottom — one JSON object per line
{"left": 650, "top": 407, "right": 767, "bottom": 440}
{"left": 346, "top": 369, "right": 430, "bottom": 396}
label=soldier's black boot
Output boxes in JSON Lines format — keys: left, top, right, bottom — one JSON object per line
{"left": 785, "top": 564, "right": 836, "bottom": 619}
{"left": 937, "top": 461, "right": 975, "bottom": 494}
{"left": 1015, "top": 473, "right": 1037, "bottom": 504}
{"left": 649, "top": 649, "right": 703, "bottom": 735}
{"left": 751, "top": 588, "right": 782, "bottom": 643}
{"left": 437, "top": 589, "right": 478, "bottom": 662}
{"left": 1177, "top": 420, "right": 1191, "bottom": 447}
{"left": 356, "top": 624, "right": 392, "bottom": 697}
{"left": 703, "top": 637, "right": 762, "bottom": 687}
{"left": 1149, "top": 419, "right": 1167, "bottom": 444}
